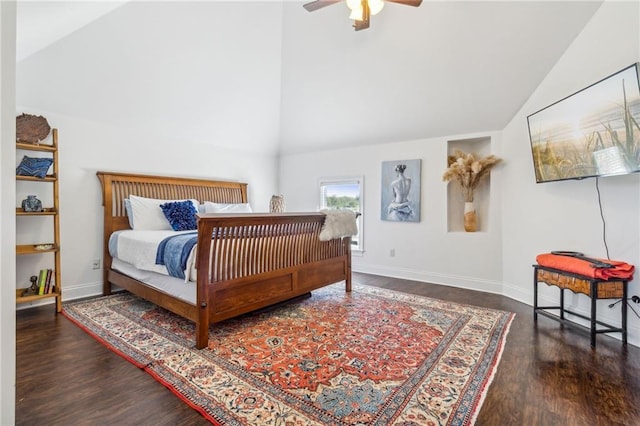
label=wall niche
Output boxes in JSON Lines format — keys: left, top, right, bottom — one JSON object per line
{"left": 446, "top": 136, "right": 492, "bottom": 232}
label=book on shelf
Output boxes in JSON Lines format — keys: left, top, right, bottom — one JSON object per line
{"left": 37, "top": 268, "right": 47, "bottom": 295}
{"left": 45, "top": 268, "right": 53, "bottom": 294}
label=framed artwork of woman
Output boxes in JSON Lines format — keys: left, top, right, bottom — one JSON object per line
{"left": 381, "top": 159, "right": 421, "bottom": 222}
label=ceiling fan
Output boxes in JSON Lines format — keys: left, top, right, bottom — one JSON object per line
{"left": 303, "top": 0, "right": 422, "bottom": 31}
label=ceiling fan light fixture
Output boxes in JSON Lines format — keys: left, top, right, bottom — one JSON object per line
{"left": 368, "top": 0, "right": 384, "bottom": 15}
{"left": 303, "top": 0, "right": 422, "bottom": 31}
{"left": 349, "top": 5, "right": 364, "bottom": 20}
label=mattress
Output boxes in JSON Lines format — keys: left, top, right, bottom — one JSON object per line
{"left": 111, "top": 258, "right": 196, "bottom": 304}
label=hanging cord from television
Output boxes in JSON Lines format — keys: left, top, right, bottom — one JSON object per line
{"left": 596, "top": 177, "right": 639, "bottom": 318}
{"left": 609, "top": 297, "right": 640, "bottom": 320}
{"left": 595, "top": 177, "right": 611, "bottom": 260}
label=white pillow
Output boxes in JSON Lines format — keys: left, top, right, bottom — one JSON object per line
{"left": 203, "top": 202, "right": 253, "bottom": 214}
{"left": 123, "top": 198, "right": 134, "bottom": 228}
{"left": 129, "top": 195, "right": 198, "bottom": 230}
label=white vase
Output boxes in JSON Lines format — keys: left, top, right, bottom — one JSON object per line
{"left": 269, "top": 194, "right": 285, "bottom": 213}
{"left": 464, "top": 201, "right": 477, "bottom": 232}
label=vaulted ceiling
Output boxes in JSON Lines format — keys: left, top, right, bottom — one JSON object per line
{"left": 16, "top": 1, "right": 603, "bottom": 155}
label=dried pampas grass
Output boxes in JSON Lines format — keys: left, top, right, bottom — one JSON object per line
{"left": 443, "top": 150, "right": 503, "bottom": 202}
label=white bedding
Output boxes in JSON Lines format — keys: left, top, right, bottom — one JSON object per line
{"left": 109, "top": 230, "right": 198, "bottom": 282}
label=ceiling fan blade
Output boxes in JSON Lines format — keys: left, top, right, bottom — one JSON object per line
{"left": 385, "top": 0, "right": 423, "bottom": 7}
{"left": 303, "top": 0, "right": 342, "bottom": 12}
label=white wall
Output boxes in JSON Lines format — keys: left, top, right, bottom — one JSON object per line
{"left": 502, "top": 0, "right": 640, "bottom": 344}
{"left": 279, "top": 131, "right": 505, "bottom": 294}
{"left": 1, "top": 2, "right": 17, "bottom": 424}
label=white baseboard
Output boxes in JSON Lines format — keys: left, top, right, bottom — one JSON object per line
{"left": 353, "top": 262, "right": 503, "bottom": 295}
{"left": 62, "top": 281, "right": 104, "bottom": 300}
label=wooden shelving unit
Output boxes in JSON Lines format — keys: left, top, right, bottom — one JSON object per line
{"left": 15, "top": 129, "right": 62, "bottom": 312}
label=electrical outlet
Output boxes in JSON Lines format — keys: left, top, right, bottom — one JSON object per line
{"left": 92, "top": 258, "right": 101, "bottom": 270}
{"left": 390, "top": 248, "right": 395, "bottom": 257}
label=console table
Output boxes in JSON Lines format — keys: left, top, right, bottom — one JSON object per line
{"left": 533, "top": 264, "right": 628, "bottom": 347}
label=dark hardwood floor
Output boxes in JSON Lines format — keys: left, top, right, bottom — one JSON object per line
{"left": 16, "top": 272, "right": 640, "bottom": 425}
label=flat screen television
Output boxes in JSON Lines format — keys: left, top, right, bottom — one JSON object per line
{"left": 527, "top": 63, "right": 640, "bottom": 183}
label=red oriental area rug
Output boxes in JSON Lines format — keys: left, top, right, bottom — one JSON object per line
{"left": 63, "top": 283, "right": 514, "bottom": 425}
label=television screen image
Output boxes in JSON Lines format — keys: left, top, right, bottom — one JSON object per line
{"left": 527, "top": 63, "right": 640, "bottom": 183}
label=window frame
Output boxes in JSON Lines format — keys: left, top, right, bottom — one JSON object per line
{"left": 318, "top": 176, "right": 364, "bottom": 253}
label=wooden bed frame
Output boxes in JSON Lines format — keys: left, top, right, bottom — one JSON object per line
{"left": 97, "top": 171, "right": 352, "bottom": 349}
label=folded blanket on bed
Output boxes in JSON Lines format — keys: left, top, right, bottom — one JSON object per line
{"left": 319, "top": 209, "right": 358, "bottom": 241}
{"left": 536, "top": 252, "right": 634, "bottom": 280}
{"left": 156, "top": 232, "right": 198, "bottom": 279}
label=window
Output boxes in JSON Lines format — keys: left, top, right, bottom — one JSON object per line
{"left": 319, "top": 177, "right": 364, "bottom": 252}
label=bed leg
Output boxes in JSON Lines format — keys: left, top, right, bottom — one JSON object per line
{"left": 103, "top": 270, "right": 112, "bottom": 296}
{"left": 195, "top": 318, "right": 209, "bottom": 350}
{"left": 195, "top": 301, "right": 209, "bottom": 349}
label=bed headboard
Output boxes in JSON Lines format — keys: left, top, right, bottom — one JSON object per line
{"left": 97, "top": 171, "right": 248, "bottom": 231}
{"left": 96, "top": 171, "right": 248, "bottom": 292}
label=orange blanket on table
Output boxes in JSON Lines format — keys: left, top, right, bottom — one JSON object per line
{"left": 536, "top": 253, "right": 634, "bottom": 280}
